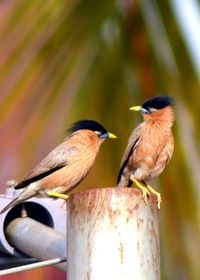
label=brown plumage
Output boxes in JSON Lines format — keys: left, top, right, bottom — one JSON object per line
{"left": 117, "top": 96, "right": 175, "bottom": 208}
{"left": 0, "top": 120, "right": 116, "bottom": 214}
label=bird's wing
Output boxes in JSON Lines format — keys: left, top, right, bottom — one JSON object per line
{"left": 15, "top": 143, "right": 78, "bottom": 190}
{"left": 117, "top": 124, "right": 142, "bottom": 184}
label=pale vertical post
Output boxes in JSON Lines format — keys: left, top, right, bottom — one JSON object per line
{"left": 67, "top": 188, "right": 160, "bottom": 280}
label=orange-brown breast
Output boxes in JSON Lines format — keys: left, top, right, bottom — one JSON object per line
{"left": 129, "top": 120, "right": 174, "bottom": 182}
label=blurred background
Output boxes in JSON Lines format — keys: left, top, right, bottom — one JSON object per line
{"left": 0, "top": 0, "right": 200, "bottom": 279}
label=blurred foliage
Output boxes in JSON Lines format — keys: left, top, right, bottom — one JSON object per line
{"left": 0, "top": 0, "right": 200, "bottom": 279}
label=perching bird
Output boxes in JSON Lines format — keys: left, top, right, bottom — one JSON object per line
{"left": 117, "top": 96, "right": 175, "bottom": 209}
{"left": 0, "top": 120, "right": 116, "bottom": 214}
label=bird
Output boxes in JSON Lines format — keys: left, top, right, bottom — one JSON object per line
{"left": 117, "top": 96, "right": 175, "bottom": 209}
{"left": 0, "top": 120, "right": 117, "bottom": 214}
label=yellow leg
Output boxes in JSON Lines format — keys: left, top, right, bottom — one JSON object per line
{"left": 145, "top": 184, "right": 162, "bottom": 209}
{"left": 46, "top": 191, "right": 69, "bottom": 200}
{"left": 130, "top": 176, "right": 150, "bottom": 204}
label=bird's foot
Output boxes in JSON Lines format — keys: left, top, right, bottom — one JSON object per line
{"left": 130, "top": 176, "right": 150, "bottom": 204}
{"left": 46, "top": 191, "right": 69, "bottom": 200}
{"left": 145, "top": 184, "right": 162, "bottom": 209}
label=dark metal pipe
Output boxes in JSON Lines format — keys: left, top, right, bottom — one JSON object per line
{"left": 5, "top": 217, "right": 66, "bottom": 271}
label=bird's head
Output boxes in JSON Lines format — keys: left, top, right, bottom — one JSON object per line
{"left": 68, "top": 120, "right": 117, "bottom": 143}
{"left": 130, "top": 96, "right": 175, "bottom": 124}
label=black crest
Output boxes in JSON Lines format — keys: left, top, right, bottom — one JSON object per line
{"left": 68, "top": 120, "right": 107, "bottom": 134}
{"left": 142, "top": 96, "right": 174, "bottom": 110}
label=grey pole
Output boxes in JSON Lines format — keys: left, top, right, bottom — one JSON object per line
{"left": 5, "top": 217, "right": 66, "bottom": 271}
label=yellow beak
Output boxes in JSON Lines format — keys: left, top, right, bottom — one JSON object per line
{"left": 108, "top": 132, "right": 117, "bottom": 139}
{"left": 129, "top": 106, "right": 149, "bottom": 114}
{"left": 129, "top": 106, "right": 142, "bottom": 111}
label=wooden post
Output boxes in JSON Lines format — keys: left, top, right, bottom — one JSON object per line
{"left": 67, "top": 188, "right": 160, "bottom": 280}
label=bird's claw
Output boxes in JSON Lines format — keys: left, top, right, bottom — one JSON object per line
{"left": 141, "top": 187, "right": 150, "bottom": 204}
{"left": 145, "top": 184, "right": 162, "bottom": 209}
{"left": 155, "top": 193, "right": 162, "bottom": 209}
{"left": 130, "top": 177, "right": 162, "bottom": 209}
{"left": 130, "top": 176, "right": 150, "bottom": 204}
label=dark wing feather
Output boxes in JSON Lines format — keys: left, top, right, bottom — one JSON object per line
{"left": 15, "top": 143, "right": 78, "bottom": 190}
{"left": 117, "top": 124, "right": 142, "bottom": 184}
{"left": 14, "top": 164, "right": 65, "bottom": 189}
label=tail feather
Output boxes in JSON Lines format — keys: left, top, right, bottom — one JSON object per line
{"left": 0, "top": 196, "right": 24, "bottom": 214}
{"left": 0, "top": 183, "right": 40, "bottom": 215}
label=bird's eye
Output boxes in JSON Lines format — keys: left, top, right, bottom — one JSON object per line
{"left": 148, "top": 107, "right": 157, "bottom": 112}
{"left": 95, "top": 131, "right": 102, "bottom": 136}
